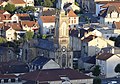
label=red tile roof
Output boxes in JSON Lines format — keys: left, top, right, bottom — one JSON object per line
{"left": 6, "top": 23, "right": 22, "bottom": 31}
{"left": 68, "top": 10, "right": 77, "bottom": 17}
{"left": 9, "top": 0, "right": 25, "bottom": 4}
{"left": 21, "top": 68, "right": 93, "bottom": 82}
{"left": 0, "top": 74, "right": 17, "bottom": 79}
{"left": 21, "top": 21, "right": 39, "bottom": 27}
{"left": 96, "top": 53, "right": 114, "bottom": 60}
{"left": 40, "top": 16, "right": 55, "bottom": 23}
{"left": 114, "top": 22, "right": 120, "bottom": 29}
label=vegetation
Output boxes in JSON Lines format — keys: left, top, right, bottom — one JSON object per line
{"left": 42, "top": 34, "right": 47, "bottom": 39}
{"left": 24, "top": 31, "right": 34, "bottom": 41}
{"left": 4, "top": 3, "right": 16, "bottom": 13}
{"left": 115, "top": 64, "right": 120, "bottom": 74}
{"left": 92, "top": 65, "right": 101, "bottom": 77}
{"left": 43, "top": 0, "right": 53, "bottom": 7}
{"left": 93, "top": 77, "right": 101, "bottom": 84}
{"left": 0, "top": 37, "right": 7, "bottom": 44}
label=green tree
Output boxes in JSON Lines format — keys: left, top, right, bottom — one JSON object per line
{"left": 23, "top": 6, "right": 36, "bottom": 12}
{"left": 4, "top": 3, "right": 16, "bottom": 13}
{"left": 24, "top": 31, "right": 34, "bottom": 41}
{"left": 115, "top": 64, "right": 120, "bottom": 75}
{"left": 42, "top": 34, "right": 47, "bottom": 39}
{"left": 92, "top": 65, "right": 101, "bottom": 77}
{"left": 0, "top": 37, "right": 7, "bottom": 43}
{"left": 43, "top": 0, "right": 53, "bottom": 7}
{"left": 93, "top": 77, "right": 101, "bottom": 84}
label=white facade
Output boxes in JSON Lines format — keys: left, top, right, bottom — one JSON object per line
{"left": 100, "top": 11, "right": 120, "bottom": 28}
{"left": 42, "top": 60, "right": 60, "bottom": 69}
{"left": 23, "top": 0, "right": 34, "bottom": 6}
{"left": 38, "top": 19, "right": 55, "bottom": 35}
{"left": 96, "top": 54, "right": 120, "bottom": 78}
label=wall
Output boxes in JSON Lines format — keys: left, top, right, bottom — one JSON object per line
{"left": 106, "top": 54, "right": 120, "bottom": 78}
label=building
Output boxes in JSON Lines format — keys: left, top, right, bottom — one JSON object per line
{"left": 81, "top": 35, "right": 114, "bottom": 57}
{"left": 68, "top": 10, "right": 79, "bottom": 27}
{"left": 54, "top": 10, "right": 73, "bottom": 68}
{"left": 0, "top": 46, "right": 16, "bottom": 62}
{"left": 5, "top": 23, "right": 26, "bottom": 41}
{"left": 21, "top": 68, "right": 93, "bottom": 84}
{"left": 23, "top": 0, "right": 34, "bottom": 6}
{"left": 0, "top": 74, "right": 23, "bottom": 84}
{"left": 21, "top": 21, "right": 39, "bottom": 32}
{"left": 30, "top": 56, "right": 60, "bottom": 71}
{"left": 11, "top": 14, "right": 31, "bottom": 23}
{"left": 38, "top": 16, "right": 55, "bottom": 35}
{"left": 99, "top": 2, "right": 120, "bottom": 28}
{"left": 8, "top": 0, "right": 26, "bottom": 7}
{"left": 96, "top": 53, "right": 120, "bottom": 78}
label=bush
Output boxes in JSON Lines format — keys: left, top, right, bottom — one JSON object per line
{"left": 93, "top": 77, "right": 101, "bottom": 84}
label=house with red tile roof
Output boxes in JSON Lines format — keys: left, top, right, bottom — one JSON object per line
{"left": 21, "top": 21, "right": 39, "bottom": 32}
{"left": 96, "top": 53, "right": 120, "bottom": 78}
{"left": 67, "top": 10, "right": 79, "bottom": 27}
{"left": 98, "top": 2, "right": 120, "bottom": 28}
{"left": 5, "top": 23, "right": 25, "bottom": 41}
{"left": 38, "top": 16, "right": 55, "bottom": 35}
{"left": 11, "top": 13, "right": 31, "bottom": 23}
{"left": 8, "top": 0, "right": 26, "bottom": 7}
{"left": 21, "top": 68, "right": 93, "bottom": 84}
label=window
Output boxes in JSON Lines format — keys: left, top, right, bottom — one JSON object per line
{"left": 11, "top": 79, "right": 15, "bottom": 82}
{"left": 4, "top": 79, "right": 8, "bottom": 83}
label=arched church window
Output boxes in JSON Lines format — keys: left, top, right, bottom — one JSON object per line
{"left": 62, "top": 54, "right": 66, "bottom": 67}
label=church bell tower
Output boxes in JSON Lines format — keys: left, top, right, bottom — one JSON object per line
{"left": 54, "top": 0, "right": 73, "bottom": 68}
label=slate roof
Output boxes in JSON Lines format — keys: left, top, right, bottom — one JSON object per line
{"left": 0, "top": 60, "right": 29, "bottom": 74}
{"left": 42, "top": 10, "right": 56, "bottom": 16}
{"left": 96, "top": 53, "right": 114, "bottom": 60}
{"left": 21, "top": 68, "right": 93, "bottom": 82}
{"left": 82, "top": 35, "right": 97, "bottom": 42}
{"left": 36, "top": 39, "right": 55, "bottom": 51}
{"left": 31, "top": 56, "right": 51, "bottom": 67}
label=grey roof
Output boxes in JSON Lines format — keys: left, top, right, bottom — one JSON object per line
{"left": 36, "top": 39, "right": 55, "bottom": 51}
{"left": 42, "top": 10, "right": 56, "bottom": 16}
{"left": 31, "top": 56, "right": 51, "bottom": 67}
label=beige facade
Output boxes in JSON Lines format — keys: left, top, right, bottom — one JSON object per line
{"left": 81, "top": 36, "right": 114, "bottom": 57}
{"left": 6, "top": 27, "right": 16, "bottom": 41}
{"left": 55, "top": 11, "right": 73, "bottom": 68}
{"left": 100, "top": 11, "right": 120, "bottom": 28}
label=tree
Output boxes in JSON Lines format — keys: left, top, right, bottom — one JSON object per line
{"left": 93, "top": 77, "right": 101, "bottom": 84}
{"left": 4, "top": 3, "right": 16, "bottom": 13}
{"left": 115, "top": 64, "right": 120, "bottom": 75}
{"left": 0, "top": 37, "right": 7, "bottom": 44}
{"left": 92, "top": 65, "right": 101, "bottom": 77}
{"left": 115, "top": 35, "right": 120, "bottom": 47}
{"left": 24, "top": 31, "right": 34, "bottom": 41}
{"left": 43, "top": 0, "right": 53, "bottom": 7}
{"left": 23, "top": 6, "right": 36, "bottom": 12}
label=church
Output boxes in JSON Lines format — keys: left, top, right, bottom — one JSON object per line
{"left": 54, "top": 0, "right": 81, "bottom": 68}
